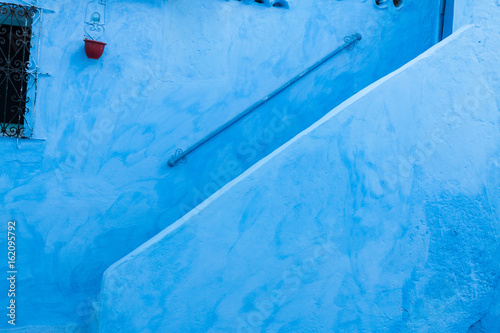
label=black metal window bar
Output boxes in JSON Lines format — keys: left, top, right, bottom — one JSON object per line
{"left": 0, "top": 2, "right": 42, "bottom": 139}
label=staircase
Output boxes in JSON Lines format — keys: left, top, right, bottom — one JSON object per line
{"left": 97, "top": 24, "right": 500, "bottom": 332}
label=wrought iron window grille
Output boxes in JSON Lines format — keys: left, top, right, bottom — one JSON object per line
{"left": 0, "top": 1, "right": 49, "bottom": 139}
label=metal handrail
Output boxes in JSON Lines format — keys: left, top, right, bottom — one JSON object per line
{"left": 168, "top": 33, "right": 362, "bottom": 167}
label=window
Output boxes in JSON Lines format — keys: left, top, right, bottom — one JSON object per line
{"left": 0, "top": 3, "right": 38, "bottom": 139}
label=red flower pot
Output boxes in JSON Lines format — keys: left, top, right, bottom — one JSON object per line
{"left": 84, "top": 39, "right": 106, "bottom": 59}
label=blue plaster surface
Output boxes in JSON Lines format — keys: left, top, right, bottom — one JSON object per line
{"left": 453, "top": 3, "right": 500, "bottom": 331}
{"left": 442, "top": 0, "right": 454, "bottom": 39}
{"left": 0, "top": 0, "right": 442, "bottom": 330}
{"left": 100, "top": 24, "right": 500, "bottom": 332}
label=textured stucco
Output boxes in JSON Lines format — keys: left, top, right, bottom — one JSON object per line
{"left": 100, "top": 24, "right": 500, "bottom": 332}
{"left": 453, "top": 0, "right": 500, "bottom": 32}
{"left": 0, "top": 0, "right": 441, "bottom": 330}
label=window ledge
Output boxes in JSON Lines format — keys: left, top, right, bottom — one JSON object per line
{"left": 0, "top": 136, "right": 46, "bottom": 163}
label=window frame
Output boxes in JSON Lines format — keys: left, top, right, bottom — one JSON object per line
{"left": 0, "top": 1, "right": 43, "bottom": 139}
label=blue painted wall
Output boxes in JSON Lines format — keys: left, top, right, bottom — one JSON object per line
{"left": 100, "top": 24, "right": 500, "bottom": 332}
{"left": 442, "top": 0, "right": 454, "bottom": 39}
{"left": 0, "top": 0, "right": 441, "bottom": 330}
{"left": 454, "top": 3, "right": 500, "bottom": 331}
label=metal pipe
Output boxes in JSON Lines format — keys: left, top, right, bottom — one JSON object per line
{"left": 438, "top": 0, "right": 447, "bottom": 41}
{"left": 168, "top": 33, "right": 362, "bottom": 167}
